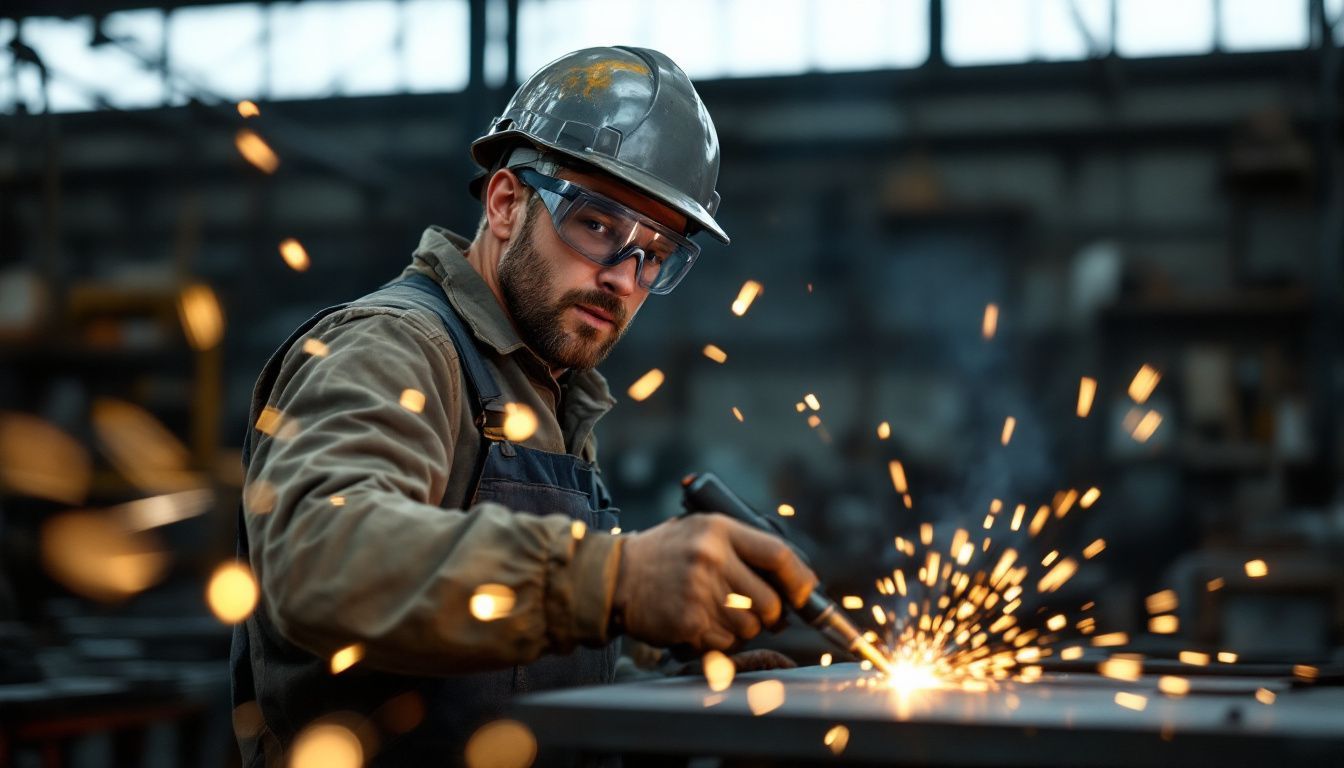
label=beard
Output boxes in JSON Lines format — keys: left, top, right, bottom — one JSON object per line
{"left": 498, "top": 202, "right": 630, "bottom": 371}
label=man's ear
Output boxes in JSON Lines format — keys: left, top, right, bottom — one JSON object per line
{"left": 483, "top": 169, "right": 528, "bottom": 243}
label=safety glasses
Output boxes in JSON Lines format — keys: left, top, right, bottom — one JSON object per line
{"left": 516, "top": 168, "right": 700, "bottom": 295}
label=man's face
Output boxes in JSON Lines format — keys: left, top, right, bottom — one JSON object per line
{"left": 498, "top": 166, "right": 689, "bottom": 372}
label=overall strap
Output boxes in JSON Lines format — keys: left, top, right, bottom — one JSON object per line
{"left": 376, "top": 272, "right": 509, "bottom": 440}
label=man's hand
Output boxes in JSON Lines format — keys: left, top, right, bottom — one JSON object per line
{"left": 611, "top": 514, "right": 818, "bottom": 652}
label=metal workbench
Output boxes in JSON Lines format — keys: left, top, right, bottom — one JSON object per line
{"left": 512, "top": 663, "right": 1344, "bottom": 766}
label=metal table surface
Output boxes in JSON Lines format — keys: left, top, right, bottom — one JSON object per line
{"left": 511, "top": 663, "right": 1344, "bottom": 766}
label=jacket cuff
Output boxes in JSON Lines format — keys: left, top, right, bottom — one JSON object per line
{"left": 545, "top": 526, "right": 622, "bottom": 649}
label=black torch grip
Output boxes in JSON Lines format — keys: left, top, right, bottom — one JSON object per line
{"left": 680, "top": 472, "right": 813, "bottom": 567}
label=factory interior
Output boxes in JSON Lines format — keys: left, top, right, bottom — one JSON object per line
{"left": 2, "top": 0, "right": 1343, "bottom": 766}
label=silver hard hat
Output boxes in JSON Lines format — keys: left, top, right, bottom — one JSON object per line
{"left": 470, "top": 46, "right": 728, "bottom": 244}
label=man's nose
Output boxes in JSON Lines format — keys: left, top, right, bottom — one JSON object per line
{"left": 597, "top": 247, "right": 642, "bottom": 296}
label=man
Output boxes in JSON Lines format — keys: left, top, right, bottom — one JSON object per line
{"left": 231, "top": 47, "right": 817, "bottom": 765}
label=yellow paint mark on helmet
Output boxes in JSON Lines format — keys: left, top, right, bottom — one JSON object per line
{"left": 562, "top": 60, "right": 649, "bottom": 99}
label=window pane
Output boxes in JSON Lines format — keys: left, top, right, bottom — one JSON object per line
{"left": 814, "top": 0, "right": 928, "bottom": 71}
{"left": 1116, "top": 0, "right": 1214, "bottom": 57}
{"left": 1221, "top": 0, "right": 1308, "bottom": 51}
{"left": 16, "top": 17, "right": 99, "bottom": 112}
{"left": 944, "top": 0, "right": 1033, "bottom": 66}
{"left": 269, "top": 1, "right": 400, "bottom": 99}
{"left": 1038, "top": 0, "right": 1110, "bottom": 60}
{"left": 722, "top": 0, "right": 809, "bottom": 77}
{"left": 403, "top": 0, "right": 469, "bottom": 93}
{"left": 168, "top": 3, "right": 265, "bottom": 102}
{"left": 97, "top": 10, "right": 167, "bottom": 109}
{"left": 517, "top": 0, "right": 643, "bottom": 79}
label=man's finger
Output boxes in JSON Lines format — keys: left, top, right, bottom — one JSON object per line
{"left": 722, "top": 556, "right": 783, "bottom": 627}
{"left": 722, "top": 520, "right": 818, "bottom": 608}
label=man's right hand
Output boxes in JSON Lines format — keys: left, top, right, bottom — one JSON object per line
{"left": 610, "top": 514, "right": 818, "bottom": 652}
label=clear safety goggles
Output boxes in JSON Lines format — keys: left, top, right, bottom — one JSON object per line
{"left": 516, "top": 167, "right": 700, "bottom": 295}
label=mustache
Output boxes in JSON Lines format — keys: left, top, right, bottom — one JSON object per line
{"left": 560, "top": 290, "right": 627, "bottom": 329}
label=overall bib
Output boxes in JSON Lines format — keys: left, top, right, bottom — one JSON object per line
{"left": 230, "top": 273, "right": 620, "bottom": 766}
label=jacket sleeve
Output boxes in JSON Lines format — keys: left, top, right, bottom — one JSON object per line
{"left": 242, "top": 305, "right": 621, "bottom": 676}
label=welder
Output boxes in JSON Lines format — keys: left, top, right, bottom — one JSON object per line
{"left": 230, "top": 47, "right": 817, "bottom": 765}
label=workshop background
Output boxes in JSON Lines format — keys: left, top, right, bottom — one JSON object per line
{"left": 2, "top": 1, "right": 1342, "bottom": 766}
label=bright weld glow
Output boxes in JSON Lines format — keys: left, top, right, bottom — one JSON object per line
{"left": 877, "top": 421, "right": 891, "bottom": 439}
{"left": 732, "top": 407, "right": 744, "bottom": 422}
{"left": 1080, "top": 487, "right": 1101, "bottom": 508}
{"left": 724, "top": 593, "right": 753, "bottom": 610}
{"left": 804, "top": 393, "right": 821, "bottom": 411}
{"left": 329, "top": 643, "right": 364, "bottom": 674}
{"left": 888, "top": 461, "right": 909, "bottom": 494}
{"left": 279, "top": 238, "right": 310, "bottom": 272}
{"left": 880, "top": 659, "right": 944, "bottom": 693}
{"left": 702, "top": 344, "right": 727, "bottom": 363}
{"left": 731, "top": 280, "right": 762, "bottom": 316}
{"left": 1077, "top": 376, "right": 1097, "bottom": 417}
{"left": 627, "top": 369, "right": 664, "bottom": 401}
{"left": 237, "top": 100, "right": 261, "bottom": 118}
{"left": 235, "top": 128, "right": 279, "bottom": 174}
{"left": 399, "top": 389, "right": 426, "bottom": 414}
{"left": 982, "top": 303, "right": 999, "bottom": 339}
{"left": 1245, "top": 559, "right": 1268, "bottom": 578}
{"left": 1000, "top": 417, "right": 1016, "bottom": 446}
{"left": 1128, "top": 365, "right": 1161, "bottom": 404}
{"left": 777, "top": 503, "right": 795, "bottom": 517}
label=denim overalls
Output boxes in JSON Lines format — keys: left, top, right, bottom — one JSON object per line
{"left": 230, "top": 273, "right": 620, "bottom": 765}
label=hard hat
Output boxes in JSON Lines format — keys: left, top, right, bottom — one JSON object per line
{"left": 470, "top": 46, "right": 728, "bottom": 244}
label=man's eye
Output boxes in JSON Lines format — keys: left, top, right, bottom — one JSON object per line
{"left": 582, "top": 217, "right": 611, "bottom": 235}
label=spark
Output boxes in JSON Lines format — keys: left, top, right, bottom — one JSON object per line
{"left": 1000, "top": 416, "right": 1016, "bottom": 446}
{"left": 702, "top": 344, "right": 728, "bottom": 363}
{"left": 746, "top": 680, "right": 786, "bottom": 715}
{"left": 732, "top": 407, "right": 744, "bottom": 422}
{"left": 1207, "top": 577, "right": 1225, "bottom": 591}
{"left": 610, "top": 526, "right": 621, "bottom": 535}
{"left": 237, "top": 100, "right": 260, "bottom": 118}
{"left": 703, "top": 650, "right": 735, "bottom": 691}
{"left": 235, "top": 128, "right": 279, "bottom": 174}
{"left": 178, "top": 284, "right": 225, "bottom": 350}
{"left": 207, "top": 562, "right": 259, "bottom": 623}
{"left": 877, "top": 421, "right": 891, "bottom": 439}
{"left": 1092, "top": 632, "right": 1128, "bottom": 647}
{"left": 570, "top": 520, "right": 586, "bottom": 540}
{"left": 1099, "top": 655, "right": 1143, "bottom": 681}
{"left": 982, "top": 303, "right": 999, "bottom": 339}
{"left": 1145, "top": 590, "right": 1178, "bottom": 613}
{"left": 1114, "top": 692, "right": 1148, "bottom": 711}
{"left": 1047, "top": 614, "right": 1067, "bottom": 632}
{"left": 279, "top": 238, "right": 310, "bottom": 272}
{"left": 290, "top": 723, "right": 362, "bottom": 768}
{"left": 777, "top": 503, "right": 795, "bottom": 517}
{"left": 724, "top": 593, "right": 753, "bottom": 610}
{"left": 1149, "top": 615, "right": 1179, "bottom": 634}
{"left": 842, "top": 596, "right": 864, "bottom": 610}
{"left": 1179, "top": 651, "right": 1210, "bottom": 666}
{"left": 1083, "top": 539, "right": 1106, "bottom": 559}
{"left": 807, "top": 414, "right": 822, "bottom": 428}
{"left": 400, "top": 389, "right": 427, "bottom": 414}
{"left": 1244, "top": 559, "right": 1268, "bottom": 578}
{"left": 302, "top": 337, "right": 330, "bottom": 357}
{"left": 919, "top": 522, "right": 933, "bottom": 546}
{"left": 731, "top": 280, "right": 762, "bottom": 316}
{"left": 0, "top": 413, "right": 92, "bottom": 505}
{"left": 469, "top": 584, "right": 516, "bottom": 621}
{"left": 888, "top": 461, "right": 909, "bottom": 494}
{"left": 1217, "top": 651, "right": 1238, "bottom": 663}
{"left": 329, "top": 643, "right": 364, "bottom": 674}
{"left": 627, "top": 369, "right": 665, "bottom": 401}
{"left": 1159, "top": 676, "right": 1190, "bottom": 697}
{"left": 804, "top": 393, "right": 821, "bottom": 411}
{"left": 1077, "top": 376, "right": 1097, "bottom": 417}
{"left": 823, "top": 725, "right": 849, "bottom": 755}
{"left": 820, "top": 653, "right": 833, "bottom": 667}
{"left": 464, "top": 720, "right": 536, "bottom": 768}
{"left": 1054, "top": 489, "right": 1078, "bottom": 518}
{"left": 1028, "top": 505, "right": 1051, "bottom": 537}
{"left": 503, "top": 402, "right": 539, "bottom": 441}
{"left": 1294, "top": 665, "right": 1319, "bottom": 681}
{"left": 1131, "top": 410, "right": 1163, "bottom": 442}
{"left": 1080, "top": 487, "right": 1101, "bottom": 508}
{"left": 1010, "top": 504, "right": 1026, "bottom": 531}
{"left": 1128, "top": 365, "right": 1160, "bottom": 404}
{"left": 795, "top": 402, "right": 806, "bottom": 412}
{"left": 1255, "top": 688, "right": 1276, "bottom": 705}
{"left": 1061, "top": 646, "right": 1083, "bottom": 661}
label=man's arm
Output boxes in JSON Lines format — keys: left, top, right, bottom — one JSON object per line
{"left": 244, "top": 305, "right": 619, "bottom": 676}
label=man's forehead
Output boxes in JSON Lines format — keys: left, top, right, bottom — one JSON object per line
{"left": 554, "top": 166, "right": 688, "bottom": 234}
